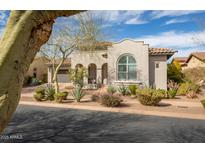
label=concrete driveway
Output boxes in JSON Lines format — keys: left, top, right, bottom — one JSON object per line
{"left": 1, "top": 104, "right": 205, "bottom": 143}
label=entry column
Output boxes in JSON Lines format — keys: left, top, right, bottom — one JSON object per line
{"left": 96, "top": 68, "right": 102, "bottom": 84}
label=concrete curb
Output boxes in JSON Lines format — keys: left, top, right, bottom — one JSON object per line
{"left": 20, "top": 101, "right": 205, "bottom": 120}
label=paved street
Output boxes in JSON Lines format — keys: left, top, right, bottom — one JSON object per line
{"left": 1, "top": 104, "right": 205, "bottom": 143}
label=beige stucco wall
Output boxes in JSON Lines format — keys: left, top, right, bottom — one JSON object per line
{"left": 26, "top": 57, "right": 49, "bottom": 80}
{"left": 107, "top": 39, "right": 149, "bottom": 86}
{"left": 186, "top": 56, "right": 205, "bottom": 68}
{"left": 62, "top": 39, "right": 169, "bottom": 90}
{"left": 149, "top": 55, "right": 167, "bottom": 90}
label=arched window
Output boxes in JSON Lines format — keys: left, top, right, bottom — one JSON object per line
{"left": 118, "top": 54, "right": 136, "bottom": 80}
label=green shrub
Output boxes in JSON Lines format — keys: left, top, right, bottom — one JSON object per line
{"left": 107, "top": 86, "right": 117, "bottom": 95}
{"left": 177, "top": 83, "right": 189, "bottom": 95}
{"left": 156, "top": 89, "right": 167, "bottom": 99}
{"left": 35, "top": 87, "right": 45, "bottom": 95}
{"left": 91, "top": 93, "right": 100, "bottom": 102}
{"left": 23, "top": 76, "right": 32, "bottom": 86}
{"left": 45, "top": 84, "right": 55, "bottom": 101}
{"left": 128, "top": 85, "right": 138, "bottom": 95}
{"left": 62, "top": 91, "right": 68, "bottom": 99}
{"left": 184, "top": 67, "right": 205, "bottom": 83}
{"left": 200, "top": 100, "right": 205, "bottom": 108}
{"left": 177, "top": 82, "right": 199, "bottom": 96}
{"left": 117, "top": 84, "right": 130, "bottom": 96}
{"left": 137, "top": 88, "right": 162, "bottom": 106}
{"left": 54, "top": 92, "right": 68, "bottom": 103}
{"left": 167, "top": 89, "right": 177, "bottom": 99}
{"left": 30, "top": 77, "right": 40, "bottom": 86}
{"left": 167, "top": 62, "right": 184, "bottom": 83}
{"left": 100, "top": 94, "right": 123, "bottom": 107}
{"left": 33, "top": 93, "right": 44, "bottom": 101}
{"left": 72, "top": 87, "right": 86, "bottom": 102}
{"left": 33, "top": 86, "right": 46, "bottom": 101}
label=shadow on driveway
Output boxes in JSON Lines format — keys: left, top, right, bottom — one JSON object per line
{"left": 1, "top": 104, "right": 205, "bottom": 143}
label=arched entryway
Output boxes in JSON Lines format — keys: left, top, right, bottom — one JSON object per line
{"left": 102, "top": 63, "right": 108, "bottom": 84}
{"left": 88, "top": 63, "right": 97, "bottom": 84}
{"left": 75, "top": 64, "right": 83, "bottom": 69}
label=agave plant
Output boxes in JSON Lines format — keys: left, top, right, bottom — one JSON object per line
{"left": 45, "top": 84, "right": 55, "bottom": 101}
{"left": 117, "top": 84, "right": 130, "bottom": 96}
{"left": 107, "top": 86, "right": 116, "bottom": 95}
{"left": 72, "top": 86, "right": 86, "bottom": 102}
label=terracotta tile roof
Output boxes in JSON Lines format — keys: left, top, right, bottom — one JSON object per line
{"left": 172, "top": 57, "right": 188, "bottom": 65}
{"left": 78, "top": 41, "right": 112, "bottom": 51}
{"left": 185, "top": 52, "right": 205, "bottom": 63}
{"left": 149, "top": 48, "right": 176, "bottom": 55}
{"left": 191, "top": 52, "right": 205, "bottom": 61}
{"left": 46, "top": 58, "right": 71, "bottom": 66}
{"left": 172, "top": 57, "right": 188, "bottom": 63}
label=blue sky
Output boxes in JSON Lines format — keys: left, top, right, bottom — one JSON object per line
{"left": 1, "top": 10, "right": 205, "bottom": 57}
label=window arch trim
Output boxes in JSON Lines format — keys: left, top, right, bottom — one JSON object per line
{"left": 117, "top": 54, "right": 137, "bottom": 81}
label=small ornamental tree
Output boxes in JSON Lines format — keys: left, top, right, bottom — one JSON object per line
{"left": 167, "top": 62, "right": 184, "bottom": 83}
{"left": 40, "top": 12, "right": 102, "bottom": 93}
{"left": 68, "top": 67, "right": 87, "bottom": 88}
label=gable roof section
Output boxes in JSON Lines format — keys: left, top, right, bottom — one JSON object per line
{"left": 186, "top": 52, "right": 205, "bottom": 63}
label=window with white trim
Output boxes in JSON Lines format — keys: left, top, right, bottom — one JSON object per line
{"left": 118, "top": 55, "right": 137, "bottom": 80}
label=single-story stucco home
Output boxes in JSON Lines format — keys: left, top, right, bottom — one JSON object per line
{"left": 172, "top": 52, "right": 205, "bottom": 70}
{"left": 46, "top": 39, "right": 176, "bottom": 90}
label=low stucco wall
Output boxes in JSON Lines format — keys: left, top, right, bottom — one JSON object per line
{"left": 149, "top": 55, "right": 167, "bottom": 90}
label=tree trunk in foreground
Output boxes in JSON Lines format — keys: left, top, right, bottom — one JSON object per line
{"left": 0, "top": 10, "right": 82, "bottom": 133}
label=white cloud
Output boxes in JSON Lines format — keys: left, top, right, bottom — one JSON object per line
{"left": 174, "top": 46, "right": 205, "bottom": 57}
{"left": 90, "top": 10, "right": 147, "bottom": 25}
{"left": 151, "top": 10, "right": 204, "bottom": 19}
{"left": 164, "top": 18, "right": 188, "bottom": 25}
{"left": 0, "top": 11, "right": 7, "bottom": 25}
{"left": 136, "top": 30, "right": 205, "bottom": 57}
{"left": 125, "top": 17, "right": 147, "bottom": 25}
{"left": 136, "top": 30, "right": 205, "bottom": 49}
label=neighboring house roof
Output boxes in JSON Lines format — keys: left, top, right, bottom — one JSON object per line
{"left": 171, "top": 57, "right": 188, "bottom": 66}
{"left": 172, "top": 57, "right": 188, "bottom": 63}
{"left": 186, "top": 52, "right": 205, "bottom": 63}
